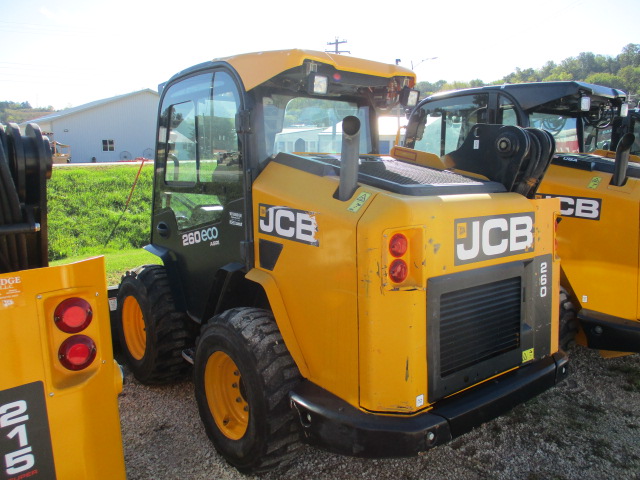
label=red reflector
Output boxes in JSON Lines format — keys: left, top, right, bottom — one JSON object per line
{"left": 54, "top": 298, "right": 93, "bottom": 333}
{"left": 389, "top": 233, "right": 408, "bottom": 258}
{"left": 389, "top": 259, "right": 408, "bottom": 283}
{"left": 58, "top": 335, "right": 97, "bottom": 371}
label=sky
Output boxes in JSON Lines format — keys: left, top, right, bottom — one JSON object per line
{"left": 1, "top": 0, "right": 638, "bottom": 110}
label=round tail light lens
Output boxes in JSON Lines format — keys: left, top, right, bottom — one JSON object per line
{"left": 58, "top": 335, "right": 97, "bottom": 370}
{"left": 389, "top": 259, "right": 408, "bottom": 283}
{"left": 54, "top": 298, "right": 93, "bottom": 333}
{"left": 389, "top": 233, "right": 408, "bottom": 257}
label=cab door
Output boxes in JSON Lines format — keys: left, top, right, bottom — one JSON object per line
{"left": 150, "top": 70, "right": 247, "bottom": 322}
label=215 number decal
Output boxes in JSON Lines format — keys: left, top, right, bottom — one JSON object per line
{"left": 1, "top": 400, "right": 34, "bottom": 476}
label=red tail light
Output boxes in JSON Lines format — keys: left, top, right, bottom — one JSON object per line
{"left": 389, "top": 259, "right": 408, "bottom": 283}
{"left": 58, "top": 335, "right": 97, "bottom": 370}
{"left": 54, "top": 298, "right": 93, "bottom": 333}
{"left": 389, "top": 233, "right": 408, "bottom": 257}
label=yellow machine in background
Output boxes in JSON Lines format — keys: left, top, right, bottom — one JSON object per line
{"left": 0, "top": 124, "right": 125, "bottom": 479}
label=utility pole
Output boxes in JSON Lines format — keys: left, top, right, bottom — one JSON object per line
{"left": 326, "top": 37, "right": 350, "bottom": 55}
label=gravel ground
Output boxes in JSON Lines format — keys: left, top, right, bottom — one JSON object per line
{"left": 118, "top": 345, "right": 640, "bottom": 480}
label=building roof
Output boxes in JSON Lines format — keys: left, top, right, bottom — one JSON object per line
{"left": 23, "top": 88, "right": 159, "bottom": 124}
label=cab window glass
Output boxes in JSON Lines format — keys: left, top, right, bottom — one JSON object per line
{"left": 529, "top": 113, "right": 578, "bottom": 153}
{"left": 408, "top": 94, "right": 488, "bottom": 156}
{"left": 157, "top": 72, "right": 242, "bottom": 230}
{"left": 261, "top": 95, "right": 371, "bottom": 159}
{"left": 499, "top": 96, "right": 518, "bottom": 126}
{"left": 165, "top": 101, "right": 197, "bottom": 182}
{"left": 583, "top": 122, "right": 612, "bottom": 152}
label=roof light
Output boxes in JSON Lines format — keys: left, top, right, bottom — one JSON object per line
{"left": 580, "top": 96, "right": 591, "bottom": 112}
{"left": 58, "top": 335, "right": 97, "bottom": 371}
{"left": 621, "top": 103, "right": 629, "bottom": 117}
{"left": 308, "top": 73, "right": 328, "bottom": 95}
{"left": 54, "top": 297, "right": 93, "bottom": 333}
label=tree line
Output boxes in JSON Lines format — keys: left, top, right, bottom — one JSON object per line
{"left": 0, "top": 101, "right": 55, "bottom": 124}
{"left": 415, "top": 43, "right": 640, "bottom": 104}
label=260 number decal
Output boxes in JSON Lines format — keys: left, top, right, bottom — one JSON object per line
{"left": 181, "top": 226, "right": 219, "bottom": 247}
{"left": 539, "top": 261, "right": 548, "bottom": 298}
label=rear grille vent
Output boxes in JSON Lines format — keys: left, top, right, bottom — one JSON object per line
{"left": 439, "top": 277, "right": 521, "bottom": 378}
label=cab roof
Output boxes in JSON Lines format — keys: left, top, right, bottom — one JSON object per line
{"left": 168, "top": 49, "right": 416, "bottom": 93}
{"left": 427, "top": 81, "right": 627, "bottom": 111}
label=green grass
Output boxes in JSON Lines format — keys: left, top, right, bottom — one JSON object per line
{"left": 48, "top": 163, "right": 157, "bottom": 284}
{"left": 48, "top": 164, "right": 153, "bottom": 260}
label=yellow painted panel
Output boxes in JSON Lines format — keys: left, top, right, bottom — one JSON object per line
{"left": 356, "top": 193, "right": 559, "bottom": 413}
{"left": 539, "top": 164, "right": 640, "bottom": 321}
{"left": 252, "top": 161, "right": 366, "bottom": 406}
{"left": 0, "top": 257, "right": 126, "bottom": 479}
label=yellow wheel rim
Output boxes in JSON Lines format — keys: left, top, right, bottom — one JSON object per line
{"left": 122, "top": 296, "right": 146, "bottom": 361}
{"left": 205, "top": 351, "right": 249, "bottom": 440}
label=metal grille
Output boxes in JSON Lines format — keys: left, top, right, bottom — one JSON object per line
{"left": 362, "top": 158, "right": 483, "bottom": 186}
{"left": 311, "top": 155, "right": 484, "bottom": 186}
{"left": 439, "top": 277, "right": 521, "bottom": 378}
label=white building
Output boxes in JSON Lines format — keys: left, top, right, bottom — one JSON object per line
{"left": 274, "top": 116, "right": 407, "bottom": 155}
{"left": 23, "top": 89, "right": 159, "bottom": 163}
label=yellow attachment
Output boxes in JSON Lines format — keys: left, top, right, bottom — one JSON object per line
{"left": 205, "top": 351, "right": 249, "bottom": 440}
{"left": 218, "top": 49, "right": 416, "bottom": 92}
{"left": 122, "top": 295, "right": 146, "bottom": 360}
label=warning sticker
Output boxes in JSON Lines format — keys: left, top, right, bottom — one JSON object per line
{"left": 347, "top": 192, "right": 372, "bottom": 213}
{"left": 522, "top": 348, "right": 535, "bottom": 363}
{"left": 587, "top": 177, "right": 602, "bottom": 189}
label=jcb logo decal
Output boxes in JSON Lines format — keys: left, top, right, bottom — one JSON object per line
{"left": 539, "top": 194, "right": 601, "bottom": 220}
{"left": 259, "top": 204, "right": 319, "bottom": 246}
{"left": 455, "top": 213, "right": 535, "bottom": 265}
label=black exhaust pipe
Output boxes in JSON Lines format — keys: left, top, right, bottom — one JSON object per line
{"left": 337, "top": 116, "right": 361, "bottom": 201}
{"left": 610, "top": 132, "right": 635, "bottom": 187}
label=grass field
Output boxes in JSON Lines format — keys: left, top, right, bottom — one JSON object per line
{"left": 48, "top": 163, "right": 157, "bottom": 284}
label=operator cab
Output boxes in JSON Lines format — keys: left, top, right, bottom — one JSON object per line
{"left": 404, "top": 81, "right": 628, "bottom": 156}
{"left": 151, "top": 51, "right": 417, "bottom": 323}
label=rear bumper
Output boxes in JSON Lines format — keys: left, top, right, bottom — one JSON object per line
{"left": 289, "top": 352, "right": 568, "bottom": 457}
{"left": 578, "top": 309, "right": 640, "bottom": 352}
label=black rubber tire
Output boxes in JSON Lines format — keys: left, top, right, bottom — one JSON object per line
{"left": 194, "top": 307, "right": 302, "bottom": 474}
{"left": 559, "top": 286, "right": 578, "bottom": 350}
{"left": 115, "top": 264, "right": 191, "bottom": 384}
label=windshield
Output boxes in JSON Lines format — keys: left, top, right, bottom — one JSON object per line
{"left": 260, "top": 94, "right": 372, "bottom": 160}
{"left": 405, "top": 94, "right": 488, "bottom": 156}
